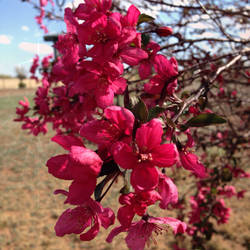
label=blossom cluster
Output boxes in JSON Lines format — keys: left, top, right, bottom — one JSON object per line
{"left": 15, "top": 0, "right": 249, "bottom": 249}
{"left": 35, "top": 0, "right": 55, "bottom": 33}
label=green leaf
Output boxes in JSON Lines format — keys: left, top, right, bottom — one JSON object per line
{"left": 148, "top": 106, "right": 165, "bottom": 121}
{"left": 137, "top": 13, "right": 155, "bottom": 25}
{"left": 132, "top": 98, "right": 148, "bottom": 123}
{"left": 181, "top": 113, "right": 226, "bottom": 130}
{"left": 141, "top": 33, "right": 150, "bottom": 47}
{"left": 124, "top": 87, "right": 132, "bottom": 110}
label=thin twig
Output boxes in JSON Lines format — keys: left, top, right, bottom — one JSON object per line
{"left": 172, "top": 48, "right": 249, "bottom": 123}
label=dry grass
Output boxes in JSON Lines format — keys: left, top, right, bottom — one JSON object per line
{"left": 0, "top": 78, "right": 41, "bottom": 89}
{"left": 0, "top": 89, "right": 249, "bottom": 250}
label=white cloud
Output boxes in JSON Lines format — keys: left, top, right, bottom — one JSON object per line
{"left": 188, "top": 22, "right": 214, "bottom": 30}
{"left": 21, "top": 25, "right": 30, "bottom": 32}
{"left": 65, "top": 0, "right": 82, "bottom": 9}
{"left": 18, "top": 42, "right": 53, "bottom": 55}
{"left": 0, "top": 35, "right": 12, "bottom": 44}
{"left": 191, "top": 14, "right": 210, "bottom": 22}
{"left": 192, "top": 31, "right": 219, "bottom": 39}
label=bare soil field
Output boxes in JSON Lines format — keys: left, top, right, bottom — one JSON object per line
{"left": 0, "top": 89, "right": 249, "bottom": 250}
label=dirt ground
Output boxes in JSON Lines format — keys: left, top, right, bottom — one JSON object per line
{"left": 0, "top": 89, "right": 249, "bottom": 250}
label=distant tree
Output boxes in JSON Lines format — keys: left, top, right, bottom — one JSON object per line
{"left": 15, "top": 66, "right": 27, "bottom": 88}
{"left": 0, "top": 74, "right": 13, "bottom": 79}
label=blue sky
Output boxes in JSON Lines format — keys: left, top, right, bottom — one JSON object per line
{"left": 1, "top": 0, "right": 248, "bottom": 77}
{"left": 0, "top": 0, "right": 173, "bottom": 77}
{"left": 0, "top": 0, "right": 67, "bottom": 76}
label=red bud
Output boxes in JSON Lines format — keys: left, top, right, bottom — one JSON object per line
{"left": 155, "top": 26, "right": 173, "bottom": 37}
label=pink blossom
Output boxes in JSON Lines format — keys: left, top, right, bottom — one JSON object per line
{"left": 74, "top": 0, "right": 112, "bottom": 21}
{"left": 64, "top": 8, "right": 78, "bottom": 33}
{"left": 30, "top": 55, "right": 39, "bottom": 81}
{"left": 80, "top": 106, "right": 134, "bottom": 149}
{"left": 15, "top": 97, "right": 30, "bottom": 121}
{"left": 119, "top": 46, "right": 148, "bottom": 66}
{"left": 46, "top": 135, "right": 103, "bottom": 204}
{"left": 188, "top": 196, "right": 206, "bottom": 224}
{"left": 157, "top": 173, "right": 178, "bottom": 209}
{"left": 138, "top": 41, "right": 160, "bottom": 79}
{"left": 144, "top": 54, "right": 178, "bottom": 96}
{"left": 179, "top": 151, "right": 206, "bottom": 178}
{"left": 21, "top": 117, "right": 48, "bottom": 136}
{"left": 55, "top": 33, "right": 80, "bottom": 69}
{"left": 231, "top": 90, "right": 237, "bottom": 97}
{"left": 41, "top": 54, "right": 53, "bottom": 69}
{"left": 70, "top": 61, "right": 127, "bottom": 108}
{"left": 35, "top": 7, "right": 48, "bottom": 33}
{"left": 189, "top": 106, "right": 199, "bottom": 115}
{"left": 121, "top": 5, "right": 140, "bottom": 27}
{"left": 218, "top": 185, "right": 236, "bottom": 198}
{"left": 107, "top": 215, "right": 186, "bottom": 250}
{"left": 225, "top": 165, "right": 250, "bottom": 178}
{"left": 77, "top": 12, "right": 121, "bottom": 60}
{"left": 113, "top": 119, "right": 177, "bottom": 191}
{"left": 213, "top": 199, "right": 231, "bottom": 224}
{"left": 237, "top": 190, "right": 247, "bottom": 199}
{"left": 40, "top": 0, "right": 48, "bottom": 7}
{"left": 55, "top": 198, "right": 115, "bottom": 241}
{"left": 34, "top": 85, "right": 50, "bottom": 115}
{"left": 47, "top": 135, "right": 102, "bottom": 180}
{"left": 117, "top": 191, "right": 161, "bottom": 227}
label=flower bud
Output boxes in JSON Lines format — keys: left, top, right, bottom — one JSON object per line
{"left": 155, "top": 26, "right": 173, "bottom": 37}
{"left": 179, "top": 151, "right": 206, "bottom": 178}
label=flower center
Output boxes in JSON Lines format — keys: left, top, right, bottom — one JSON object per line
{"left": 138, "top": 153, "right": 153, "bottom": 163}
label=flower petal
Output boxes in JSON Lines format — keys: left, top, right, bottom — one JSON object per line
{"left": 104, "top": 106, "right": 134, "bottom": 136}
{"left": 80, "top": 216, "right": 100, "bottom": 241}
{"left": 131, "top": 165, "right": 159, "bottom": 191}
{"left": 136, "top": 119, "right": 163, "bottom": 151}
{"left": 151, "top": 144, "right": 177, "bottom": 167}
{"left": 66, "top": 179, "right": 96, "bottom": 205}
{"left": 70, "top": 146, "right": 103, "bottom": 177}
{"left": 99, "top": 207, "right": 115, "bottom": 229}
{"left": 46, "top": 154, "right": 73, "bottom": 180}
{"left": 118, "top": 205, "right": 135, "bottom": 227}
{"left": 158, "top": 174, "right": 178, "bottom": 209}
{"left": 106, "top": 225, "right": 128, "bottom": 243}
{"left": 123, "top": 5, "right": 140, "bottom": 27}
{"left": 51, "top": 134, "right": 84, "bottom": 151}
{"left": 125, "top": 220, "right": 153, "bottom": 250}
{"left": 55, "top": 207, "right": 90, "bottom": 236}
{"left": 96, "top": 87, "right": 114, "bottom": 108}
{"left": 144, "top": 75, "right": 164, "bottom": 95}
{"left": 180, "top": 152, "right": 206, "bottom": 178}
{"left": 112, "top": 142, "right": 137, "bottom": 169}
{"left": 111, "top": 77, "right": 127, "bottom": 94}
{"left": 148, "top": 216, "right": 186, "bottom": 234}
{"left": 120, "top": 47, "right": 148, "bottom": 66}
{"left": 80, "top": 120, "right": 114, "bottom": 146}
{"left": 139, "top": 61, "right": 152, "bottom": 80}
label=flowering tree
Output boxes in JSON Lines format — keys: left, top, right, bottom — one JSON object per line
{"left": 16, "top": 0, "right": 250, "bottom": 249}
